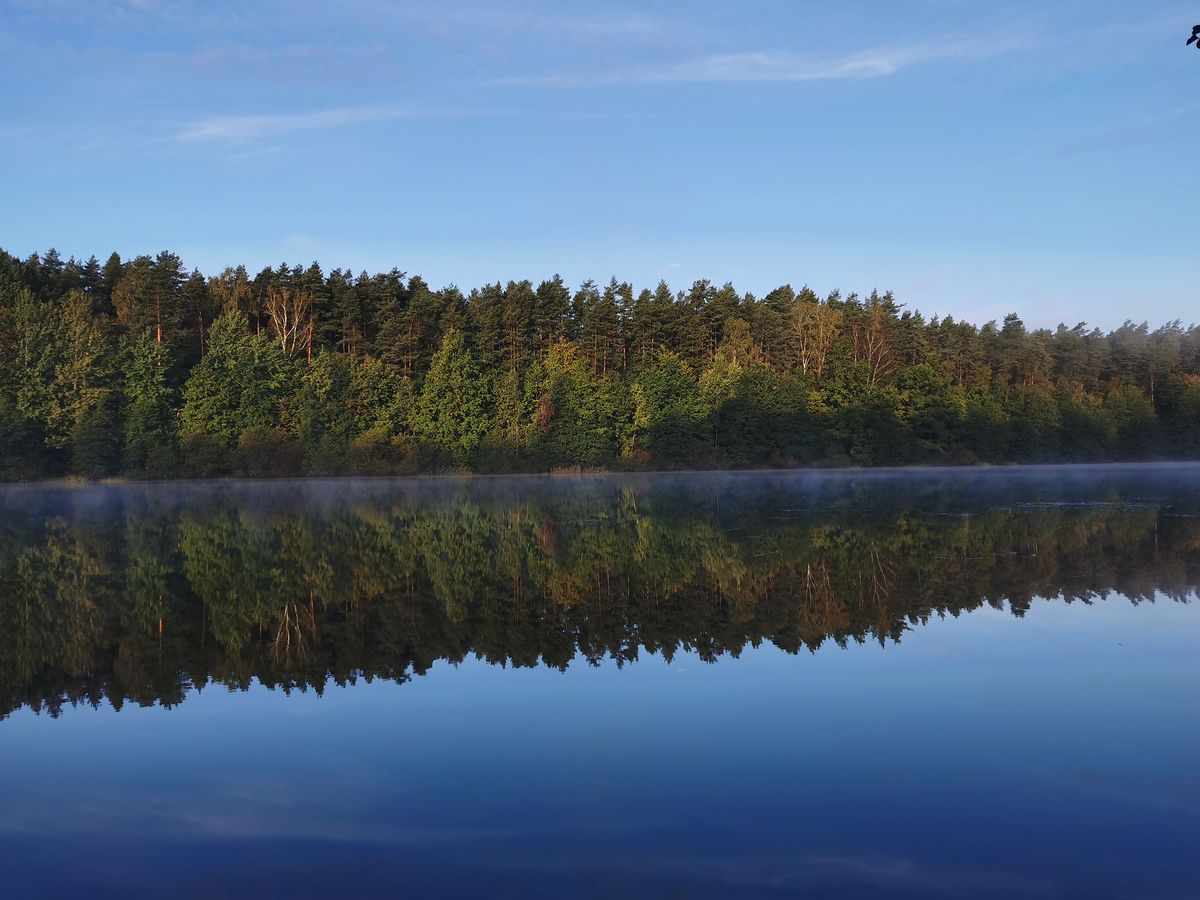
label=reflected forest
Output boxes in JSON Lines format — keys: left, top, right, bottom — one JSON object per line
{"left": 3, "top": 248, "right": 1200, "bottom": 479}
{"left": 3, "top": 469, "right": 1197, "bottom": 719}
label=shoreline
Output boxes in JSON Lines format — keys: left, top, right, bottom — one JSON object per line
{"left": 5, "top": 458, "right": 1200, "bottom": 490}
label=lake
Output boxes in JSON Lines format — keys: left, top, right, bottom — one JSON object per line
{"left": 1, "top": 465, "right": 1198, "bottom": 898}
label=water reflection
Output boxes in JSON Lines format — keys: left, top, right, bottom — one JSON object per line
{"left": 2, "top": 465, "right": 1197, "bottom": 718}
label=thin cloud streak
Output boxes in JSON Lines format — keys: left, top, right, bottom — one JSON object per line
{"left": 176, "top": 106, "right": 415, "bottom": 141}
{"left": 175, "top": 105, "right": 415, "bottom": 141}
{"left": 172, "top": 102, "right": 656, "bottom": 145}
{"left": 174, "top": 105, "right": 467, "bottom": 142}
{"left": 499, "top": 38, "right": 1026, "bottom": 87}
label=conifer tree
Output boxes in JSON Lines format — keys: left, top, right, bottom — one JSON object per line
{"left": 47, "top": 291, "right": 116, "bottom": 452}
{"left": 180, "top": 312, "right": 292, "bottom": 445}
{"left": 121, "top": 331, "right": 177, "bottom": 475}
{"left": 413, "top": 328, "right": 490, "bottom": 463}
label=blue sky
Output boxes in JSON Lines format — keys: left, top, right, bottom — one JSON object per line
{"left": 1, "top": 1, "right": 1196, "bottom": 329}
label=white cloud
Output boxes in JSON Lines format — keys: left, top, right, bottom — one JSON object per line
{"left": 340, "top": 2, "right": 668, "bottom": 39}
{"left": 174, "top": 105, "right": 431, "bottom": 142}
{"left": 499, "top": 38, "right": 1025, "bottom": 87}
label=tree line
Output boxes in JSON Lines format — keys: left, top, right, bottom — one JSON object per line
{"left": 2, "top": 246, "right": 1199, "bottom": 478}
{"left": 2, "top": 472, "right": 1195, "bottom": 717}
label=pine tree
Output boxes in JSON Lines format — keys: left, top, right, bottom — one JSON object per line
{"left": 349, "top": 354, "right": 412, "bottom": 439}
{"left": 112, "top": 256, "right": 150, "bottom": 334}
{"left": 180, "top": 311, "right": 293, "bottom": 445}
{"left": 288, "top": 349, "right": 355, "bottom": 450}
{"left": 525, "top": 340, "right": 619, "bottom": 466}
{"left": 98, "top": 252, "right": 123, "bottom": 316}
{"left": 179, "top": 270, "right": 214, "bottom": 366}
{"left": 412, "top": 328, "right": 490, "bottom": 463}
{"left": 579, "top": 279, "right": 626, "bottom": 374}
{"left": 121, "top": 331, "right": 177, "bottom": 475}
{"left": 535, "top": 275, "right": 572, "bottom": 346}
{"left": 502, "top": 279, "right": 538, "bottom": 372}
{"left": 148, "top": 251, "right": 186, "bottom": 344}
{"left": 80, "top": 256, "right": 103, "bottom": 310}
{"left": 628, "top": 352, "right": 705, "bottom": 464}
{"left": 71, "top": 398, "right": 121, "bottom": 477}
{"left": 466, "top": 283, "right": 505, "bottom": 371}
{"left": 324, "top": 268, "right": 366, "bottom": 353}
{"left": 0, "top": 397, "right": 45, "bottom": 480}
{"left": 47, "top": 290, "right": 116, "bottom": 453}
{"left": 1, "top": 286, "right": 56, "bottom": 435}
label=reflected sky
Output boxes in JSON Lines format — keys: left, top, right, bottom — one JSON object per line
{"left": 1, "top": 467, "right": 1198, "bottom": 897}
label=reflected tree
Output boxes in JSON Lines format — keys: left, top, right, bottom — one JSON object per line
{"left": 0, "top": 471, "right": 1197, "bottom": 717}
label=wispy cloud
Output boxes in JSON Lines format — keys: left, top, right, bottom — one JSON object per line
{"left": 498, "top": 38, "right": 1025, "bottom": 87}
{"left": 343, "top": 2, "right": 669, "bottom": 40}
{"left": 174, "top": 105, "right": 444, "bottom": 142}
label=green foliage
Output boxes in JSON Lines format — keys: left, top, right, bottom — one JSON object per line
{"left": 180, "top": 312, "right": 293, "bottom": 446}
{"left": 525, "top": 341, "right": 622, "bottom": 466}
{"left": 234, "top": 427, "right": 305, "bottom": 477}
{"left": 1, "top": 286, "right": 57, "bottom": 433}
{"left": 474, "top": 366, "right": 528, "bottom": 471}
{"left": 288, "top": 349, "right": 355, "bottom": 448}
{"left": 121, "top": 331, "right": 178, "bottom": 476}
{"left": 412, "top": 328, "right": 490, "bottom": 464}
{"left": 2, "top": 473, "right": 1198, "bottom": 716}
{"left": 349, "top": 354, "right": 412, "bottom": 440}
{"left": 71, "top": 397, "right": 120, "bottom": 477}
{"left": 1157, "top": 375, "right": 1200, "bottom": 455}
{"left": 180, "top": 433, "right": 230, "bottom": 478}
{"left": 2, "top": 243, "right": 1199, "bottom": 479}
{"left": 629, "top": 352, "right": 706, "bottom": 464}
{"left": 46, "top": 291, "right": 117, "bottom": 461}
{"left": 0, "top": 398, "right": 45, "bottom": 480}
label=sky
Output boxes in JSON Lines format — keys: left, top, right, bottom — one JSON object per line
{"left": 0, "top": 1, "right": 1197, "bottom": 329}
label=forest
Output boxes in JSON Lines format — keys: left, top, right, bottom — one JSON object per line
{"left": 2, "top": 246, "right": 1199, "bottom": 479}
{"left": 2, "top": 472, "right": 1196, "bottom": 717}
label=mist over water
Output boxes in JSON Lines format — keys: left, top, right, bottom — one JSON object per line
{"left": 1, "top": 464, "right": 1198, "bottom": 897}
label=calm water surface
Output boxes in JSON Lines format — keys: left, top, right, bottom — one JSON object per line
{"left": 1, "top": 466, "right": 1198, "bottom": 898}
